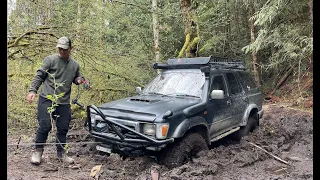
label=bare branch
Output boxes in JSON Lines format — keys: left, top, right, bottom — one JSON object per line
{"left": 248, "top": 142, "right": 290, "bottom": 166}
{"left": 8, "top": 26, "right": 61, "bottom": 48}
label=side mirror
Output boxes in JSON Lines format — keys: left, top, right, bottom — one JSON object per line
{"left": 210, "top": 90, "right": 224, "bottom": 99}
{"left": 136, "top": 87, "right": 142, "bottom": 93}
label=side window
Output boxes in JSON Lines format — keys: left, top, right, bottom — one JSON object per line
{"left": 211, "top": 75, "right": 226, "bottom": 95}
{"left": 226, "top": 73, "right": 241, "bottom": 95}
{"left": 238, "top": 71, "right": 257, "bottom": 90}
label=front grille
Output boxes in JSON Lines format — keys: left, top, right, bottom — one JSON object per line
{"left": 94, "top": 116, "right": 140, "bottom": 138}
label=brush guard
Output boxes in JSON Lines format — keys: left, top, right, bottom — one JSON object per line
{"left": 85, "top": 105, "right": 174, "bottom": 155}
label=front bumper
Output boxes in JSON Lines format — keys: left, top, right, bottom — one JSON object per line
{"left": 86, "top": 105, "right": 174, "bottom": 154}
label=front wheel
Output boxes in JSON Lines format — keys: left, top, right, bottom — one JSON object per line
{"left": 158, "top": 132, "right": 208, "bottom": 169}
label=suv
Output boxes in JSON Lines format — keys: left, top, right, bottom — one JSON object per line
{"left": 85, "top": 56, "right": 263, "bottom": 168}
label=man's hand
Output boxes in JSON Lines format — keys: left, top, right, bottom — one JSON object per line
{"left": 27, "top": 92, "right": 36, "bottom": 104}
{"left": 76, "top": 77, "right": 90, "bottom": 89}
{"left": 76, "top": 77, "right": 85, "bottom": 84}
{"left": 77, "top": 78, "right": 83, "bottom": 84}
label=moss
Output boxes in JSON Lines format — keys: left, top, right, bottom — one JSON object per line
{"left": 178, "top": 33, "right": 191, "bottom": 58}
{"left": 190, "top": 37, "right": 199, "bottom": 49}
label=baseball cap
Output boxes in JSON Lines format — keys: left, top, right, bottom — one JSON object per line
{"left": 56, "top": 36, "right": 71, "bottom": 49}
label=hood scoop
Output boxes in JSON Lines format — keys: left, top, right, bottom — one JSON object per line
{"left": 129, "top": 98, "right": 160, "bottom": 103}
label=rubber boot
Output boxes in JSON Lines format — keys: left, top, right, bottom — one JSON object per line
{"left": 30, "top": 148, "right": 44, "bottom": 165}
{"left": 57, "top": 151, "right": 74, "bottom": 164}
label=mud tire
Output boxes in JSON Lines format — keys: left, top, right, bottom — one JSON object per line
{"left": 232, "top": 116, "right": 256, "bottom": 141}
{"left": 158, "top": 132, "right": 208, "bottom": 169}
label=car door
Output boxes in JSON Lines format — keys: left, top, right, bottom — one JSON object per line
{"left": 225, "top": 72, "right": 248, "bottom": 126}
{"left": 207, "top": 74, "right": 234, "bottom": 138}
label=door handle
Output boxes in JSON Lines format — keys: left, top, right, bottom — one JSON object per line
{"left": 227, "top": 100, "right": 231, "bottom": 105}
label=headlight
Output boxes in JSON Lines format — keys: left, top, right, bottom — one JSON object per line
{"left": 143, "top": 123, "right": 169, "bottom": 139}
{"left": 156, "top": 123, "right": 169, "bottom": 139}
{"left": 143, "top": 123, "right": 156, "bottom": 136}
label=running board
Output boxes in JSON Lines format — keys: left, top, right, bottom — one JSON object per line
{"left": 210, "top": 127, "right": 240, "bottom": 142}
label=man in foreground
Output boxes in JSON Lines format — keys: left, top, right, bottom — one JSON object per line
{"left": 27, "top": 36, "right": 87, "bottom": 165}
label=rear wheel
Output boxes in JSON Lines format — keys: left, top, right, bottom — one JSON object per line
{"left": 158, "top": 132, "right": 208, "bottom": 169}
{"left": 232, "top": 116, "right": 256, "bottom": 141}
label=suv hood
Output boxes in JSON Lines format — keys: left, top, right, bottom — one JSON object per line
{"left": 96, "top": 95, "right": 201, "bottom": 122}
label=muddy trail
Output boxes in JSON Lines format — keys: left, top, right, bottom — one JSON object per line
{"left": 7, "top": 104, "right": 313, "bottom": 180}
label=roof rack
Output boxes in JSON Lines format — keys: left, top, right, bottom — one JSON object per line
{"left": 153, "top": 56, "right": 246, "bottom": 70}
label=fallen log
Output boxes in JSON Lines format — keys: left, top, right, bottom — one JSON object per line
{"left": 269, "top": 66, "right": 294, "bottom": 96}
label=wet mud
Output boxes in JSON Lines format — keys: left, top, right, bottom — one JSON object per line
{"left": 7, "top": 104, "right": 313, "bottom": 180}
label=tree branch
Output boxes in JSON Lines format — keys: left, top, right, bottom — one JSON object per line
{"left": 248, "top": 142, "right": 290, "bottom": 165}
{"left": 8, "top": 26, "right": 60, "bottom": 48}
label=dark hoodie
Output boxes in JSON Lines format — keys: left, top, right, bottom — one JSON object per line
{"left": 29, "top": 54, "right": 82, "bottom": 104}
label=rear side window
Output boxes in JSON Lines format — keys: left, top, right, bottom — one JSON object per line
{"left": 225, "top": 73, "right": 241, "bottom": 95}
{"left": 237, "top": 71, "right": 257, "bottom": 90}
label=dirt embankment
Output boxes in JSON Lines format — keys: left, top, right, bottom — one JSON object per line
{"left": 7, "top": 104, "right": 313, "bottom": 180}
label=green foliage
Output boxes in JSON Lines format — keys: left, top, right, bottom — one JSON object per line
{"left": 64, "top": 143, "right": 70, "bottom": 153}
{"left": 8, "top": 60, "right": 38, "bottom": 129}
{"left": 158, "top": 1, "right": 185, "bottom": 60}
{"left": 242, "top": 0, "right": 312, "bottom": 71}
{"left": 8, "top": 0, "right": 159, "bottom": 130}
{"left": 196, "top": 0, "right": 253, "bottom": 60}
{"left": 46, "top": 92, "right": 65, "bottom": 113}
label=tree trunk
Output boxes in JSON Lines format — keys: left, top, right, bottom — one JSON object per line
{"left": 76, "top": 0, "right": 82, "bottom": 42}
{"left": 46, "top": 0, "right": 51, "bottom": 24}
{"left": 152, "top": 0, "right": 160, "bottom": 68}
{"left": 249, "top": 7, "right": 261, "bottom": 86}
{"left": 178, "top": 0, "right": 199, "bottom": 58}
{"left": 308, "top": 0, "right": 313, "bottom": 63}
{"left": 308, "top": 0, "right": 313, "bottom": 22}
{"left": 101, "top": 0, "right": 106, "bottom": 47}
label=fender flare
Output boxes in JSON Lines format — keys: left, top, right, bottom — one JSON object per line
{"left": 239, "top": 104, "right": 258, "bottom": 126}
{"left": 171, "top": 116, "right": 209, "bottom": 140}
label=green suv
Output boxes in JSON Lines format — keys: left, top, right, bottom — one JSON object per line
{"left": 85, "top": 56, "right": 263, "bottom": 168}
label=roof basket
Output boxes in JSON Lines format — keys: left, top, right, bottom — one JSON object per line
{"left": 154, "top": 56, "right": 246, "bottom": 70}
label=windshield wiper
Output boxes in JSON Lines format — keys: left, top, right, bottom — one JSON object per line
{"left": 176, "top": 94, "right": 200, "bottom": 98}
{"left": 163, "top": 93, "right": 200, "bottom": 98}
{"left": 144, "top": 92, "right": 165, "bottom": 96}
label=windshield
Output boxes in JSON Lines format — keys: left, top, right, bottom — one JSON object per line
{"left": 142, "top": 70, "right": 205, "bottom": 98}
